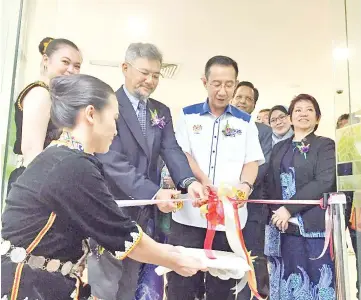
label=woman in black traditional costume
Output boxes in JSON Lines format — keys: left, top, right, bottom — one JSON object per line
{"left": 1, "top": 74, "right": 206, "bottom": 300}
{"left": 7, "top": 37, "right": 82, "bottom": 195}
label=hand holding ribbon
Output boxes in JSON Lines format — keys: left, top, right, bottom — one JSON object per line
{"left": 155, "top": 189, "right": 180, "bottom": 213}
{"left": 200, "top": 185, "right": 265, "bottom": 299}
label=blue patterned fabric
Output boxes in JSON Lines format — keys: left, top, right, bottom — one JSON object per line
{"left": 297, "top": 214, "right": 325, "bottom": 238}
{"left": 266, "top": 143, "right": 335, "bottom": 299}
{"left": 281, "top": 166, "right": 296, "bottom": 200}
{"left": 264, "top": 224, "right": 281, "bottom": 257}
{"left": 268, "top": 236, "right": 335, "bottom": 300}
{"left": 134, "top": 219, "right": 164, "bottom": 300}
{"left": 135, "top": 264, "right": 164, "bottom": 300}
{"left": 137, "top": 100, "right": 147, "bottom": 136}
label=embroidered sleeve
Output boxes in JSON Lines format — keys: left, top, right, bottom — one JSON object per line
{"left": 96, "top": 224, "right": 143, "bottom": 260}
{"left": 112, "top": 224, "right": 143, "bottom": 260}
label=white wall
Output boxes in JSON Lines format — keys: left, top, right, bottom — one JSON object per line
{"left": 5, "top": 0, "right": 360, "bottom": 144}
{"left": 16, "top": 0, "right": 345, "bottom": 138}
{"left": 346, "top": 0, "right": 361, "bottom": 115}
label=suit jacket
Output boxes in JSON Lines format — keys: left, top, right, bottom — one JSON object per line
{"left": 247, "top": 123, "right": 273, "bottom": 223}
{"left": 266, "top": 132, "right": 336, "bottom": 233}
{"left": 96, "top": 86, "right": 193, "bottom": 220}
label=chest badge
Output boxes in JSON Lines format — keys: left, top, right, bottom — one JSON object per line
{"left": 193, "top": 124, "right": 202, "bottom": 134}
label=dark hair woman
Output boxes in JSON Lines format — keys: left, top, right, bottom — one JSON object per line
{"left": 265, "top": 94, "right": 336, "bottom": 299}
{"left": 269, "top": 105, "right": 293, "bottom": 146}
{"left": 7, "top": 37, "right": 83, "bottom": 195}
{"left": 1, "top": 74, "right": 205, "bottom": 300}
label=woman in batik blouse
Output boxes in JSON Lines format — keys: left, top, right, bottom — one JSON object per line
{"left": 1, "top": 74, "right": 205, "bottom": 300}
{"left": 265, "top": 94, "right": 336, "bottom": 300}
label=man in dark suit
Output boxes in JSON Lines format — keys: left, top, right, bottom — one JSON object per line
{"left": 90, "top": 43, "right": 205, "bottom": 300}
{"left": 231, "top": 81, "right": 272, "bottom": 298}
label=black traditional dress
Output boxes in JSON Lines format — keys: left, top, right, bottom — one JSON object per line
{"left": 1, "top": 132, "right": 143, "bottom": 300}
{"left": 7, "top": 81, "right": 61, "bottom": 195}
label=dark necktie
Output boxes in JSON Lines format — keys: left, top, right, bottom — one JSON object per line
{"left": 137, "top": 100, "right": 147, "bottom": 136}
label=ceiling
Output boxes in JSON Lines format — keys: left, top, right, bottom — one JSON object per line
{"left": 20, "top": 0, "right": 352, "bottom": 137}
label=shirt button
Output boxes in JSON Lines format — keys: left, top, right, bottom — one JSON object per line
{"left": 211, "top": 166, "right": 214, "bottom": 169}
{"left": 212, "top": 150, "right": 215, "bottom": 153}
{"left": 215, "top": 121, "right": 218, "bottom": 124}
{"left": 214, "top": 136, "right": 217, "bottom": 138}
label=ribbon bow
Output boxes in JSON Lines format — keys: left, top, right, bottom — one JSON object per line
{"left": 200, "top": 186, "right": 265, "bottom": 299}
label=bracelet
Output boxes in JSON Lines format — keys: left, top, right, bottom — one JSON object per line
{"left": 240, "top": 181, "right": 254, "bottom": 193}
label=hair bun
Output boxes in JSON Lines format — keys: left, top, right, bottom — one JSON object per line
{"left": 38, "top": 37, "right": 54, "bottom": 55}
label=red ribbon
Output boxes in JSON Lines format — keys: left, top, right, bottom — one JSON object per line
{"left": 203, "top": 188, "right": 264, "bottom": 299}
{"left": 202, "top": 190, "right": 339, "bottom": 299}
{"left": 203, "top": 189, "right": 224, "bottom": 259}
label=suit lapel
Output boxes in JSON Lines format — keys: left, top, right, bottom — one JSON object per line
{"left": 293, "top": 133, "right": 316, "bottom": 178}
{"left": 146, "top": 99, "right": 157, "bottom": 159}
{"left": 116, "top": 87, "right": 150, "bottom": 158}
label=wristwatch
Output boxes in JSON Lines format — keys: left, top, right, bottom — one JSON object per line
{"left": 178, "top": 177, "right": 197, "bottom": 194}
{"left": 240, "top": 181, "right": 254, "bottom": 194}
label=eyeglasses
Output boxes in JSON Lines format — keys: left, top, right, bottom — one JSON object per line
{"left": 127, "top": 62, "right": 162, "bottom": 80}
{"left": 233, "top": 95, "right": 254, "bottom": 104}
{"left": 209, "top": 81, "right": 236, "bottom": 91}
{"left": 270, "top": 114, "right": 287, "bottom": 124}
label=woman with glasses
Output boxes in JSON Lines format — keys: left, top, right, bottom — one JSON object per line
{"left": 269, "top": 105, "right": 293, "bottom": 146}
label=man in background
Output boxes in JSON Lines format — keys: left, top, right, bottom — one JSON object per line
{"left": 257, "top": 108, "right": 271, "bottom": 125}
{"left": 231, "top": 81, "right": 272, "bottom": 298}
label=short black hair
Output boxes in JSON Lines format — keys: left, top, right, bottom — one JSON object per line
{"left": 289, "top": 94, "right": 321, "bottom": 132}
{"left": 234, "top": 81, "right": 259, "bottom": 102}
{"left": 205, "top": 55, "right": 238, "bottom": 79}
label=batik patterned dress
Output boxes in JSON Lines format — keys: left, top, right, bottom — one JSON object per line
{"left": 133, "top": 164, "right": 172, "bottom": 300}
{"left": 265, "top": 142, "right": 336, "bottom": 300}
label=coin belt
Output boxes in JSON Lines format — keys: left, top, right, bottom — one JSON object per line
{"left": 0, "top": 239, "right": 75, "bottom": 276}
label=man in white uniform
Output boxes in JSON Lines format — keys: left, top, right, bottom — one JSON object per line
{"left": 167, "top": 56, "right": 265, "bottom": 300}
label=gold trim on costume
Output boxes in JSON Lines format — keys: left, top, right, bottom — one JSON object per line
{"left": 26, "top": 212, "right": 56, "bottom": 253}
{"left": 10, "top": 263, "right": 24, "bottom": 300}
{"left": 114, "top": 224, "right": 144, "bottom": 260}
{"left": 8, "top": 213, "right": 56, "bottom": 300}
{"left": 16, "top": 81, "right": 49, "bottom": 111}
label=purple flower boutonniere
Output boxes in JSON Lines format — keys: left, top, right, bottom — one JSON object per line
{"left": 150, "top": 109, "right": 166, "bottom": 129}
{"left": 222, "top": 121, "right": 242, "bottom": 137}
{"left": 296, "top": 141, "right": 310, "bottom": 159}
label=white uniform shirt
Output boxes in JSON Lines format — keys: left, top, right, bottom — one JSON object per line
{"left": 173, "top": 101, "right": 265, "bottom": 230}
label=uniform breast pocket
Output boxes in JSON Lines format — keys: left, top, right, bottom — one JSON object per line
{"left": 219, "top": 134, "right": 245, "bottom": 160}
